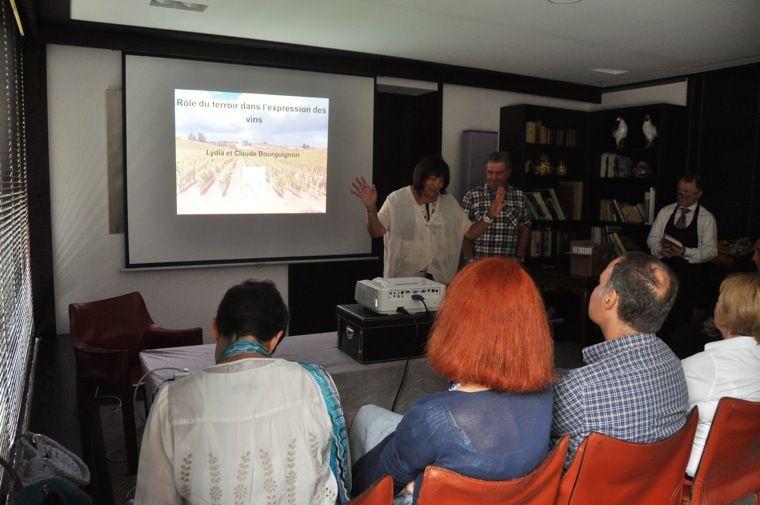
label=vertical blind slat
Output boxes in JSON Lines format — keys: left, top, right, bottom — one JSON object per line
{"left": 0, "top": 0, "right": 34, "bottom": 467}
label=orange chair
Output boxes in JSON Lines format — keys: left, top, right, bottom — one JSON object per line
{"left": 684, "top": 398, "right": 760, "bottom": 505}
{"left": 349, "top": 475, "right": 394, "bottom": 505}
{"left": 414, "top": 436, "right": 569, "bottom": 505}
{"left": 70, "top": 291, "right": 202, "bottom": 474}
{"left": 556, "top": 408, "right": 698, "bottom": 505}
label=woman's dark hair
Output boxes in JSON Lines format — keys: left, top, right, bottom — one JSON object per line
{"left": 412, "top": 155, "right": 450, "bottom": 194}
{"left": 215, "top": 279, "right": 288, "bottom": 342}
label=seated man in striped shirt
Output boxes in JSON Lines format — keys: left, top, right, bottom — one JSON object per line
{"left": 552, "top": 252, "right": 690, "bottom": 467}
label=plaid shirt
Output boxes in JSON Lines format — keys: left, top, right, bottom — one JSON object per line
{"left": 552, "top": 333, "right": 689, "bottom": 467}
{"left": 461, "top": 185, "right": 531, "bottom": 258}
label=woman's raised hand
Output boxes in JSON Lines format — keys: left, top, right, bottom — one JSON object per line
{"left": 351, "top": 177, "right": 378, "bottom": 210}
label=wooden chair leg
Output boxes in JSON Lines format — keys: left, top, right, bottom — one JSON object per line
{"left": 76, "top": 381, "right": 114, "bottom": 504}
{"left": 120, "top": 386, "right": 139, "bottom": 475}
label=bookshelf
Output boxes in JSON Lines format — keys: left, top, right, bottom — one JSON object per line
{"left": 499, "top": 105, "right": 590, "bottom": 260}
{"left": 499, "top": 103, "right": 687, "bottom": 261}
{"left": 589, "top": 103, "right": 688, "bottom": 254}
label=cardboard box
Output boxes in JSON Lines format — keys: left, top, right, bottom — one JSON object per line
{"left": 570, "top": 240, "right": 614, "bottom": 276}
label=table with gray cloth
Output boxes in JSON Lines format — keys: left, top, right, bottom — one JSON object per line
{"left": 138, "top": 331, "right": 449, "bottom": 425}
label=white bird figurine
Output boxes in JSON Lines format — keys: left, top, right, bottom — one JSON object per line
{"left": 613, "top": 117, "right": 628, "bottom": 149}
{"left": 642, "top": 114, "right": 658, "bottom": 148}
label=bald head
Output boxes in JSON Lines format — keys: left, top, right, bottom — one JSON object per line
{"left": 603, "top": 252, "right": 679, "bottom": 333}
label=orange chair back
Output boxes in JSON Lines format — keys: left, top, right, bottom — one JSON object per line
{"left": 69, "top": 291, "right": 154, "bottom": 361}
{"left": 414, "top": 436, "right": 569, "bottom": 505}
{"left": 350, "top": 475, "right": 393, "bottom": 505}
{"left": 556, "top": 408, "right": 698, "bottom": 505}
{"left": 690, "top": 398, "right": 760, "bottom": 505}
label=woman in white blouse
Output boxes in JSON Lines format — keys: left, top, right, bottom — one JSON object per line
{"left": 135, "top": 280, "right": 350, "bottom": 504}
{"left": 351, "top": 155, "right": 504, "bottom": 284}
{"left": 681, "top": 273, "right": 760, "bottom": 477}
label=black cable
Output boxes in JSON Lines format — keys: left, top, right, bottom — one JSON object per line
{"left": 414, "top": 294, "right": 430, "bottom": 316}
{"left": 391, "top": 306, "right": 420, "bottom": 413}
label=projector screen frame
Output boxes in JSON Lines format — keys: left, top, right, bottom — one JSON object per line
{"left": 121, "top": 52, "right": 376, "bottom": 269}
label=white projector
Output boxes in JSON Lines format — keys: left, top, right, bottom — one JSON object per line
{"left": 355, "top": 277, "right": 445, "bottom": 315}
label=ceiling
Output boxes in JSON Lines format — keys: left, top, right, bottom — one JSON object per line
{"left": 67, "top": 0, "right": 760, "bottom": 87}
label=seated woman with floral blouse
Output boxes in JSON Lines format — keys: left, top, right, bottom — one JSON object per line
{"left": 135, "top": 280, "right": 350, "bottom": 504}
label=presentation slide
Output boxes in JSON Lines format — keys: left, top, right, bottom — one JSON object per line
{"left": 175, "top": 90, "right": 329, "bottom": 215}
{"left": 124, "top": 55, "right": 373, "bottom": 267}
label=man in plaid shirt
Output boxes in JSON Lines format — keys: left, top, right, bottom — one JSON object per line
{"left": 552, "top": 252, "right": 690, "bottom": 467}
{"left": 461, "top": 152, "right": 531, "bottom": 261}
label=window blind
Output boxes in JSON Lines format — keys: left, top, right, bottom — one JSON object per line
{"left": 0, "top": 0, "right": 34, "bottom": 472}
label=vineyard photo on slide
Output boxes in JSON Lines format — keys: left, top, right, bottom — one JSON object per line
{"left": 174, "top": 89, "right": 329, "bottom": 215}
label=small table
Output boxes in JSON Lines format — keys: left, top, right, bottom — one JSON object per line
{"left": 139, "top": 331, "right": 449, "bottom": 424}
{"left": 527, "top": 266, "right": 597, "bottom": 347}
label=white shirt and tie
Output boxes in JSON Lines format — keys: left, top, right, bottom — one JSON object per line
{"left": 647, "top": 201, "right": 718, "bottom": 264}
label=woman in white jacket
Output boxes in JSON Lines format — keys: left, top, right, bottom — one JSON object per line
{"left": 681, "top": 273, "right": 760, "bottom": 477}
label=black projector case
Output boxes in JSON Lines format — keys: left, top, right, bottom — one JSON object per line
{"left": 336, "top": 304, "right": 435, "bottom": 364}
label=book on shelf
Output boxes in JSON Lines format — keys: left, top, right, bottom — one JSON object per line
{"left": 528, "top": 192, "right": 553, "bottom": 220}
{"left": 555, "top": 230, "right": 574, "bottom": 255}
{"left": 591, "top": 226, "right": 603, "bottom": 244}
{"left": 599, "top": 153, "right": 635, "bottom": 178}
{"left": 645, "top": 187, "right": 656, "bottom": 224}
{"left": 635, "top": 203, "right": 647, "bottom": 222}
{"left": 599, "top": 196, "right": 651, "bottom": 224}
{"left": 528, "top": 227, "right": 576, "bottom": 258}
{"left": 546, "top": 188, "right": 566, "bottom": 220}
{"left": 530, "top": 229, "right": 543, "bottom": 257}
{"left": 542, "top": 226, "right": 553, "bottom": 258}
{"left": 524, "top": 121, "right": 577, "bottom": 147}
{"left": 536, "top": 189, "right": 566, "bottom": 220}
{"left": 524, "top": 195, "right": 541, "bottom": 220}
{"left": 599, "top": 224, "right": 643, "bottom": 257}
{"left": 610, "top": 232, "right": 627, "bottom": 257}
{"left": 556, "top": 181, "right": 583, "bottom": 220}
{"left": 526, "top": 121, "right": 538, "bottom": 143}
{"left": 620, "top": 234, "right": 642, "bottom": 253}
{"left": 612, "top": 199, "right": 625, "bottom": 222}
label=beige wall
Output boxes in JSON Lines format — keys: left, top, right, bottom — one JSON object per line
{"left": 47, "top": 45, "right": 287, "bottom": 339}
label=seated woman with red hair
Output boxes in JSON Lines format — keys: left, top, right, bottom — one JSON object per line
{"left": 350, "top": 258, "right": 555, "bottom": 503}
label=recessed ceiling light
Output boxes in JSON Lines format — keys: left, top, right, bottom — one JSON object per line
{"left": 592, "top": 68, "right": 629, "bottom": 75}
{"left": 149, "top": 0, "right": 207, "bottom": 12}
{"left": 548, "top": 0, "right": 583, "bottom": 4}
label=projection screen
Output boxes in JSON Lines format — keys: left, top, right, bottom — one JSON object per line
{"left": 124, "top": 54, "right": 374, "bottom": 267}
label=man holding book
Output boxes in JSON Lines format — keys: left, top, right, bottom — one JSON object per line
{"left": 462, "top": 151, "right": 532, "bottom": 262}
{"left": 646, "top": 173, "right": 717, "bottom": 334}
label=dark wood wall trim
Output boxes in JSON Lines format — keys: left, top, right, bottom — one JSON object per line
{"left": 601, "top": 75, "right": 688, "bottom": 94}
{"left": 24, "top": 40, "right": 57, "bottom": 338}
{"left": 36, "top": 21, "right": 601, "bottom": 104}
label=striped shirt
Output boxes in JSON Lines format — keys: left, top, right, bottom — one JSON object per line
{"left": 551, "top": 333, "right": 689, "bottom": 467}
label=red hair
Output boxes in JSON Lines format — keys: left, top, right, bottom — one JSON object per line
{"left": 427, "top": 258, "right": 554, "bottom": 392}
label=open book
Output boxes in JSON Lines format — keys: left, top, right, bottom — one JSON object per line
{"left": 662, "top": 234, "right": 684, "bottom": 249}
